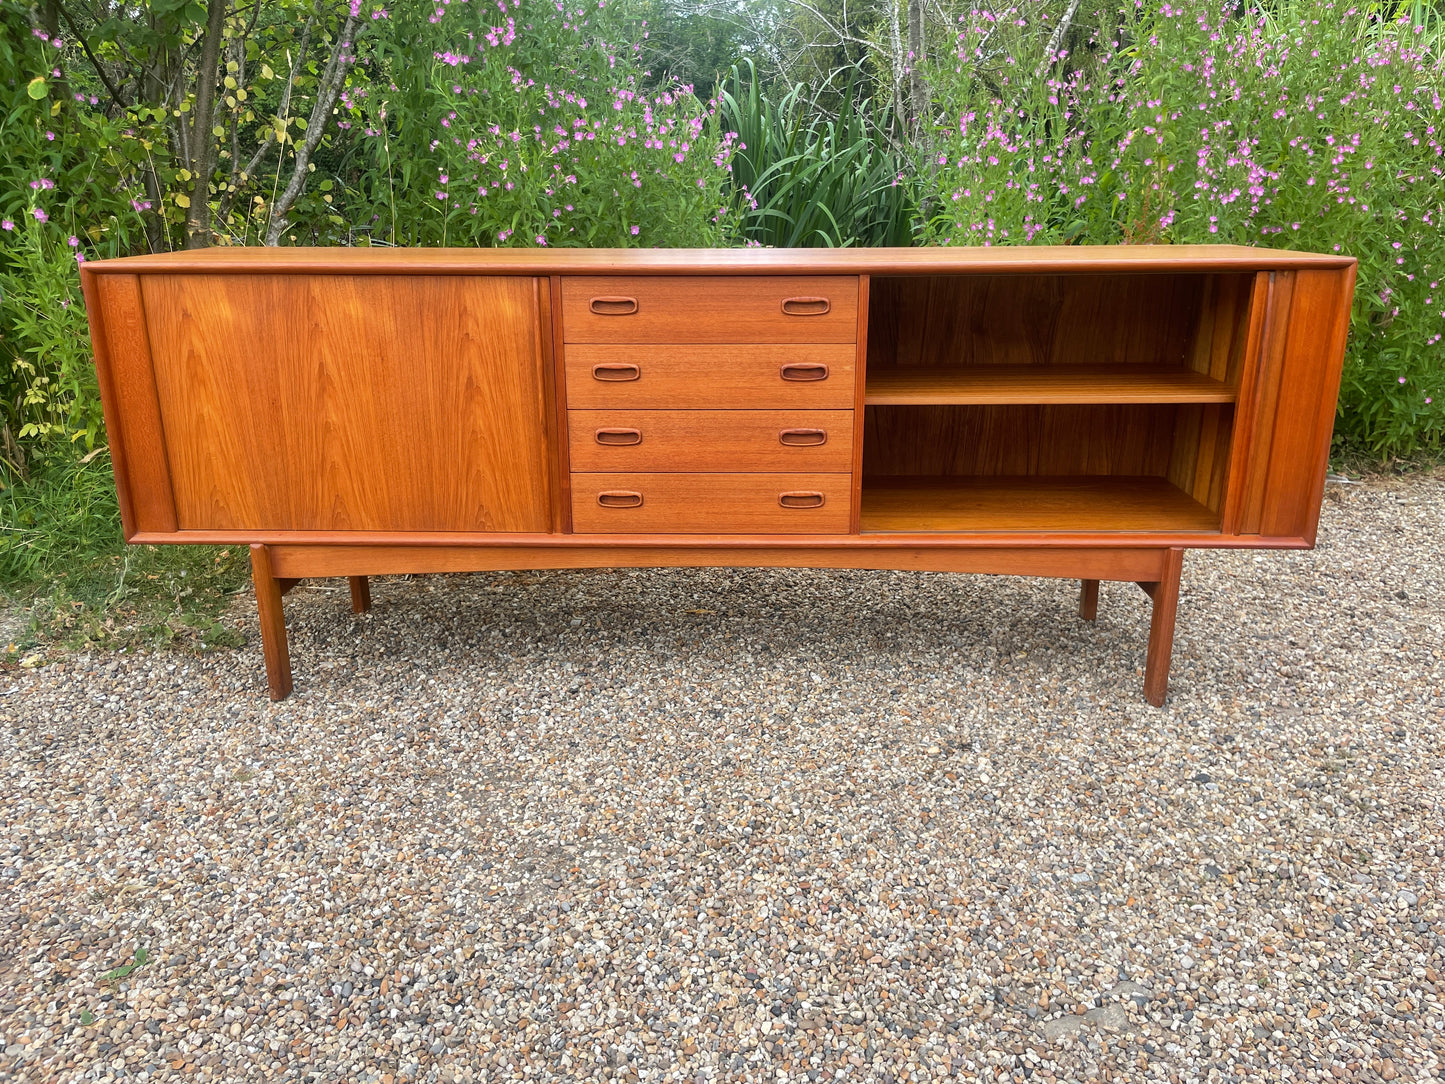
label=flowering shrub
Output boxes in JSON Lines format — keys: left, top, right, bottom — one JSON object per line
{"left": 0, "top": 13, "right": 149, "bottom": 461}
{"left": 347, "top": 0, "right": 736, "bottom": 246}
{"left": 925, "top": 1, "right": 1444, "bottom": 456}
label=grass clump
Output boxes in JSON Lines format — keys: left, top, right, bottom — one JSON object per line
{"left": 0, "top": 454, "right": 248, "bottom": 661}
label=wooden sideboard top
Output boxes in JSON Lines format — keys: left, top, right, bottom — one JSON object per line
{"left": 83, "top": 244, "right": 1356, "bottom": 276}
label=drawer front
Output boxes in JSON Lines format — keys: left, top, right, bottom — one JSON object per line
{"left": 571, "top": 473, "right": 851, "bottom": 534}
{"left": 564, "top": 344, "right": 856, "bottom": 409}
{"left": 562, "top": 276, "right": 858, "bottom": 343}
{"left": 569, "top": 410, "right": 853, "bottom": 472}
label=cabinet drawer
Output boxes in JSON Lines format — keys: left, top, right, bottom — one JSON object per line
{"left": 564, "top": 344, "right": 856, "bottom": 409}
{"left": 569, "top": 410, "right": 853, "bottom": 472}
{"left": 562, "top": 276, "right": 858, "bottom": 343}
{"left": 571, "top": 473, "right": 851, "bottom": 534}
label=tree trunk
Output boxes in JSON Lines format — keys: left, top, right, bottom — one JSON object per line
{"left": 183, "top": 0, "right": 230, "bottom": 249}
{"left": 907, "top": 0, "right": 927, "bottom": 139}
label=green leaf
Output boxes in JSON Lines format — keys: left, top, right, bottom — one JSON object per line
{"left": 27, "top": 77, "right": 48, "bottom": 100}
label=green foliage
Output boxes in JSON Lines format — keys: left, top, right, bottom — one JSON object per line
{"left": 719, "top": 62, "right": 915, "bottom": 247}
{"left": 344, "top": 0, "right": 736, "bottom": 247}
{"left": 924, "top": 0, "right": 1445, "bottom": 458}
{"left": 0, "top": 455, "right": 247, "bottom": 654}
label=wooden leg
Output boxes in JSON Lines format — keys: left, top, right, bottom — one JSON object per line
{"left": 1078, "top": 579, "right": 1099, "bottom": 621}
{"left": 1142, "top": 548, "right": 1185, "bottom": 708}
{"left": 348, "top": 575, "right": 372, "bottom": 614}
{"left": 250, "top": 544, "right": 293, "bottom": 701}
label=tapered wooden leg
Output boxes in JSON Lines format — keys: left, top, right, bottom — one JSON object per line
{"left": 250, "top": 544, "right": 292, "bottom": 701}
{"left": 348, "top": 576, "right": 372, "bottom": 614}
{"left": 1142, "top": 548, "right": 1185, "bottom": 708}
{"left": 1079, "top": 579, "right": 1099, "bottom": 621}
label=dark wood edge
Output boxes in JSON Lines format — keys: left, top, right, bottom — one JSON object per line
{"left": 79, "top": 268, "right": 138, "bottom": 540}
{"left": 266, "top": 543, "right": 1174, "bottom": 581}
{"left": 850, "top": 274, "right": 869, "bottom": 534}
{"left": 539, "top": 277, "right": 568, "bottom": 533}
{"left": 81, "top": 247, "right": 1360, "bottom": 277}
{"left": 128, "top": 529, "right": 1312, "bottom": 550}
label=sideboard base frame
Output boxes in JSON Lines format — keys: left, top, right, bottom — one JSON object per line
{"left": 248, "top": 542, "right": 1186, "bottom": 707}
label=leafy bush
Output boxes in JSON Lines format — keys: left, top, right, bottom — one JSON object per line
{"left": 719, "top": 62, "right": 916, "bottom": 248}
{"left": 344, "top": 0, "right": 736, "bottom": 247}
{"left": 924, "top": 0, "right": 1445, "bottom": 457}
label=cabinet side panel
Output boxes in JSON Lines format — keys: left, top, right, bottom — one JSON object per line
{"left": 143, "top": 274, "right": 551, "bottom": 533}
{"left": 1256, "top": 267, "right": 1355, "bottom": 542}
{"left": 82, "top": 273, "right": 179, "bottom": 536}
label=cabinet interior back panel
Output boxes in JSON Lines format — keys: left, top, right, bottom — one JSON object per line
{"left": 867, "top": 273, "right": 1226, "bottom": 369}
{"left": 863, "top": 404, "right": 1182, "bottom": 478}
{"left": 143, "top": 274, "right": 551, "bottom": 532}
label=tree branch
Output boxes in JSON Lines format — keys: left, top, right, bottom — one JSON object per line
{"left": 264, "top": 4, "right": 358, "bottom": 246}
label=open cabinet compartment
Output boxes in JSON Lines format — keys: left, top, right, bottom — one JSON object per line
{"left": 860, "top": 271, "right": 1256, "bottom": 533}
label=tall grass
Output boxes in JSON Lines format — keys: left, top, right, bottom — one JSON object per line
{"left": 719, "top": 62, "right": 916, "bottom": 248}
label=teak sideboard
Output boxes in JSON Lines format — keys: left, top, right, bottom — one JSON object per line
{"left": 80, "top": 246, "right": 1356, "bottom": 705}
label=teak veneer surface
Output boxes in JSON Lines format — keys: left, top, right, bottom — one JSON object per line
{"left": 571, "top": 472, "right": 852, "bottom": 534}
{"left": 563, "top": 344, "right": 855, "bottom": 409}
{"left": 863, "top": 403, "right": 1191, "bottom": 479}
{"left": 867, "top": 273, "right": 1228, "bottom": 371}
{"left": 864, "top": 365, "right": 1236, "bottom": 405}
{"left": 87, "top": 245, "right": 1354, "bottom": 276}
{"left": 561, "top": 276, "right": 858, "bottom": 343}
{"left": 860, "top": 476, "right": 1220, "bottom": 533}
{"left": 142, "top": 274, "right": 551, "bottom": 532}
{"left": 567, "top": 409, "right": 854, "bottom": 472}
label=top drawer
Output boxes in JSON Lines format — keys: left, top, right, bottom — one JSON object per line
{"left": 562, "top": 276, "right": 858, "bottom": 343}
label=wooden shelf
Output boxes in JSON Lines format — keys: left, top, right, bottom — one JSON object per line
{"left": 860, "top": 476, "right": 1221, "bottom": 533}
{"left": 864, "top": 366, "right": 1236, "bottom": 406}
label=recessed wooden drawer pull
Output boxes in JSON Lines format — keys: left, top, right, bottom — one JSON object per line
{"left": 778, "top": 428, "right": 827, "bottom": 447}
{"left": 779, "top": 362, "right": 829, "bottom": 382}
{"left": 592, "top": 363, "right": 641, "bottom": 382}
{"left": 597, "top": 491, "right": 643, "bottom": 508}
{"left": 778, "top": 491, "right": 825, "bottom": 509}
{"left": 590, "top": 296, "right": 639, "bottom": 315}
{"left": 595, "top": 427, "right": 642, "bottom": 446}
{"left": 781, "top": 296, "right": 831, "bottom": 316}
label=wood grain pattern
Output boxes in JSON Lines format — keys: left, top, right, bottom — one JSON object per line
{"left": 572, "top": 473, "right": 851, "bottom": 534}
{"left": 1255, "top": 268, "right": 1356, "bottom": 541}
{"left": 850, "top": 274, "right": 870, "bottom": 533}
{"left": 860, "top": 477, "right": 1219, "bottom": 533}
{"left": 567, "top": 410, "right": 854, "bottom": 472}
{"left": 81, "top": 273, "right": 179, "bottom": 535}
{"left": 249, "top": 544, "right": 292, "bottom": 700}
{"left": 268, "top": 542, "right": 1171, "bottom": 581}
{"left": 1184, "top": 273, "right": 1255, "bottom": 386}
{"left": 562, "top": 276, "right": 858, "bottom": 343}
{"left": 1231, "top": 271, "right": 1296, "bottom": 535}
{"left": 867, "top": 274, "right": 1207, "bottom": 370}
{"left": 85, "top": 245, "right": 1356, "bottom": 277}
{"left": 564, "top": 343, "right": 856, "bottom": 408}
{"left": 863, "top": 404, "right": 1184, "bottom": 479}
{"left": 1143, "top": 547, "right": 1185, "bottom": 707}
{"left": 549, "top": 276, "right": 574, "bottom": 533}
{"left": 865, "top": 366, "right": 1235, "bottom": 405}
{"left": 142, "top": 274, "right": 551, "bottom": 533}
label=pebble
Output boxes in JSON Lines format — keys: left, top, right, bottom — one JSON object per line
{"left": 1, "top": 470, "right": 1442, "bottom": 1082}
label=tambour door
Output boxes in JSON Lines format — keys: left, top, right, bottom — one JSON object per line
{"left": 1225, "top": 267, "right": 1357, "bottom": 544}
{"left": 140, "top": 274, "right": 552, "bottom": 533}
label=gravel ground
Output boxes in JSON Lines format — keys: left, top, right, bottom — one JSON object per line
{"left": 2, "top": 470, "right": 1442, "bottom": 1084}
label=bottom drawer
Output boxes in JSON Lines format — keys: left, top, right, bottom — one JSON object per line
{"left": 571, "top": 473, "right": 852, "bottom": 534}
